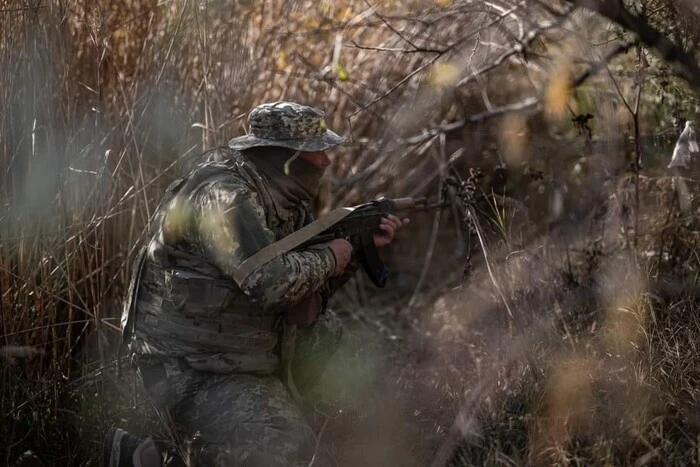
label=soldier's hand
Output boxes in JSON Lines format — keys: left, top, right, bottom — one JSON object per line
{"left": 328, "top": 239, "right": 353, "bottom": 276}
{"left": 374, "top": 214, "right": 409, "bottom": 248}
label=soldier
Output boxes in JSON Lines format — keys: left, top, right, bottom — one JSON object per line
{"left": 104, "top": 102, "right": 407, "bottom": 466}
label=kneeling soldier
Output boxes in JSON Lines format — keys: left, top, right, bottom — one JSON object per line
{"left": 104, "top": 102, "right": 407, "bottom": 466}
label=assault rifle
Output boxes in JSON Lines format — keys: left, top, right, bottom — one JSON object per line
{"left": 296, "top": 197, "right": 447, "bottom": 287}
{"left": 233, "top": 181, "right": 475, "bottom": 289}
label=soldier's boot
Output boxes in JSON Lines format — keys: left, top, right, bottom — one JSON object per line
{"left": 12, "top": 450, "right": 46, "bottom": 467}
{"left": 103, "top": 428, "right": 163, "bottom": 467}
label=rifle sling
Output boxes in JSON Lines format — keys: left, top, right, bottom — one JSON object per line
{"left": 233, "top": 206, "right": 357, "bottom": 285}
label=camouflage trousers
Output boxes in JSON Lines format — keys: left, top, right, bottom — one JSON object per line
{"left": 135, "top": 311, "right": 342, "bottom": 466}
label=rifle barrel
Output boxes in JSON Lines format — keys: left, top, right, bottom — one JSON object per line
{"left": 416, "top": 201, "right": 449, "bottom": 210}
{"left": 393, "top": 201, "right": 448, "bottom": 212}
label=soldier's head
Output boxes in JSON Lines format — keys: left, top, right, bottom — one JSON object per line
{"left": 228, "top": 101, "right": 344, "bottom": 169}
{"left": 229, "top": 102, "right": 345, "bottom": 201}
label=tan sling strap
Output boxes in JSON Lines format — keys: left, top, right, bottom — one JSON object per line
{"left": 233, "top": 206, "right": 358, "bottom": 285}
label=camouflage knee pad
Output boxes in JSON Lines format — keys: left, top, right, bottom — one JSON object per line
{"left": 137, "top": 358, "right": 316, "bottom": 466}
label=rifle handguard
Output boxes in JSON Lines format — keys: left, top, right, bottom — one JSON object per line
{"left": 387, "top": 197, "right": 427, "bottom": 211}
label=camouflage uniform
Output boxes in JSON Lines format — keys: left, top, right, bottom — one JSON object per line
{"left": 121, "top": 103, "right": 348, "bottom": 466}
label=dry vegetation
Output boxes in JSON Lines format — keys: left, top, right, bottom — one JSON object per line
{"left": 3, "top": 0, "right": 700, "bottom": 465}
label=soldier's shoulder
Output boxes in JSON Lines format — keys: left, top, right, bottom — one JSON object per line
{"left": 161, "top": 147, "right": 269, "bottom": 212}
{"left": 200, "top": 146, "right": 241, "bottom": 164}
{"left": 186, "top": 149, "right": 252, "bottom": 188}
{"left": 180, "top": 146, "right": 243, "bottom": 177}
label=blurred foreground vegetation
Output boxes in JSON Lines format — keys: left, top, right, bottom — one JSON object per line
{"left": 2, "top": 0, "right": 700, "bottom": 465}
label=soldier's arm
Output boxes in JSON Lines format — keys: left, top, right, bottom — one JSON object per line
{"left": 196, "top": 181, "right": 336, "bottom": 309}
{"left": 299, "top": 208, "right": 361, "bottom": 298}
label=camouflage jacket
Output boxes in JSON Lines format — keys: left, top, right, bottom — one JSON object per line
{"left": 121, "top": 147, "right": 339, "bottom": 374}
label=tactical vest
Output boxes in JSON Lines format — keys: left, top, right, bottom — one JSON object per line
{"left": 121, "top": 149, "right": 310, "bottom": 371}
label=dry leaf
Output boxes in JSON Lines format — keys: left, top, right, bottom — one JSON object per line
{"left": 429, "top": 62, "right": 459, "bottom": 88}
{"left": 499, "top": 114, "right": 530, "bottom": 166}
{"left": 545, "top": 67, "right": 573, "bottom": 119}
{"left": 336, "top": 62, "right": 349, "bottom": 81}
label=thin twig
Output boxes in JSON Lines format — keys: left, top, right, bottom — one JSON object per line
{"left": 567, "top": 0, "right": 700, "bottom": 91}
{"left": 401, "top": 97, "right": 541, "bottom": 145}
{"left": 466, "top": 204, "right": 515, "bottom": 320}
{"left": 409, "top": 135, "right": 447, "bottom": 308}
{"left": 308, "top": 412, "right": 333, "bottom": 467}
{"left": 363, "top": 0, "right": 439, "bottom": 53}
{"left": 348, "top": 40, "right": 443, "bottom": 54}
{"left": 349, "top": 2, "right": 531, "bottom": 117}
{"left": 0, "top": 6, "right": 47, "bottom": 14}
{"left": 454, "top": 5, "right": 575, "bottom": 88}
{"left": 0, "top": 265, "right": 119, "bottom": 330}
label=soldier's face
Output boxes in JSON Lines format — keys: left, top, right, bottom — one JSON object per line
{"left": 298, "top": 151, "right": 330, "bottom": 168}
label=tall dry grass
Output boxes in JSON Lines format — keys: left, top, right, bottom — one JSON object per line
{"left": 0, "top": 0, "right": 480, "bottom": 461}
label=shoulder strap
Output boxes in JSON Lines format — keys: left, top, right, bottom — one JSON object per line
{"left": 233, "top": 206, "right": 356, "bottom": 285}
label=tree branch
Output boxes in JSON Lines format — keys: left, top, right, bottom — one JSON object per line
{"left": 402, "top": 40, "right": 635, "bottom": 145}
{"left": 348, "top": 40, "right": 444, "bottom": 54}
{"left": 567, "top": 0, "right": 700, "bottom": 92}
{"left": 363, "top": 0, "right": 444, "bottom": 53}
{"left": 349, "top": 2, "right": 531, "bottom": 117}
{"left": 454, "top": 6, "right": 575, "bottom": 89}
{"left": 401, "top": 97, "right": 541, "bottom": 145}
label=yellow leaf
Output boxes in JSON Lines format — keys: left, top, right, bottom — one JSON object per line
{"left": 304, "top": 17, "right": 320, "bottom": 29}
{"left": 545, "top": 66, "right": 573, "bottom": 119}
{"left": 276, "top": 51, "right": 288, "bottom": 70}
{"left": 499, "top": 114, "right": 530, "bottom": 167}
{"left": 340, "top": 7, "right": 355, "bottom": 22}
{"left": 320, "top": 0, "right": 331, "bottom": 15}
{"left": 336, "top": 62, "right": 349, "bottom": 82}
{"left": 428, "top": 62, "right": 459, "bottom": 88}
{"left": 435, "top": 0, "right": 452, "bottom": 6}
{"left": 112, "top": 28, "right": 128, "bottom": 40}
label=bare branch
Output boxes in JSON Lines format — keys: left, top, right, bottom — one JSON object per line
{"left": 566, "top": 0, "right": 700, "bottom": 92}
{"left": 455, "top": 5, "right": 575, "bottom": 89}
{"left": 348, "top": 2, "right": 532, "bottom": 117}
{"left": 348, "top": 53, "right": 445, "bottom": 118}
{"left": 363, "top": 0, "right": 426, "bottom": 52}
{"left": 401, "top": 97, "right": 541, "bottom": 145}
{"left": 572, "top": 40, "right": 637, "bottom": 86}
{"left": 402, "top": 40, "right": 635, "bottom": 145}
{"left": 0, "top": 6, "right": 47, "bottom": 13}
{"left": 348, "top": 40, "right": 444, "bottom": 54}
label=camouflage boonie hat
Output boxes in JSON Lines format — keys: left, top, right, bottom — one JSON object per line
{"left": 228, "top": 102, "right": 345, "bottom": 152}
